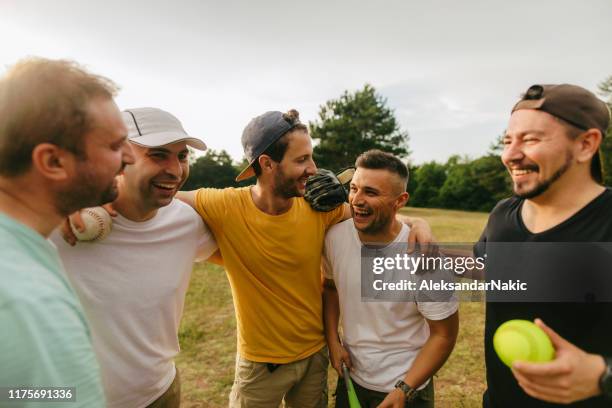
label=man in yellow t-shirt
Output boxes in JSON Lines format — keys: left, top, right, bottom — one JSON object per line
{"left": 179, "top": 109, "right": 430, "bottom": 407}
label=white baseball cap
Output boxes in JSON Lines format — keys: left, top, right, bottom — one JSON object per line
{"left": 122, "top": 107, "right": 207, "bottom": 150}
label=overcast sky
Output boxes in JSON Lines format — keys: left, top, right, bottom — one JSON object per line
{"left": 2, "top": 0, "right": 611, "bottom": 164}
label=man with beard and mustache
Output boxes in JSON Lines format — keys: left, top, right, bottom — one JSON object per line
{"left": 476, "top": 84, "right": 612, "bottom": 407}
{"left": 322, "top": 150, "right": 459, "bottom": 408}
{"left": 0, "top": 58, "right": 134, "bottom": 407}
{"left": 53, "top": 107, "right": 218, "bottom": 408}
{"left": 177, "top": 110, "right": 434, "bottom": 407}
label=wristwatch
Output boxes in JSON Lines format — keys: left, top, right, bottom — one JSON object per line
{"left": 599, "top": 356, "right": 612, "bottom": 400}
{"left": 394, "top": 380, "right": 417, "bottom": 402}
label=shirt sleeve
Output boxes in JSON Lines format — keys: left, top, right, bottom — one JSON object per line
{"left": 194, "top": 218, "right": 218, "bottom": 261}
{"left": 417, "top": 299, "right": 458, "bottom": 321}
{"left": 321, "top": 204, "right": 346, "bottom": 230}
{"left": 473, "top": 226, "right": 487, "bottom": 259}
{"left": 0, "top": 298, "right": 106, "bottom": 407}
{"left": 415, "top": 254, "right": 459, "bottom": 321}
{"left": 194, "top": 188, "right": 229, "bottom": 231}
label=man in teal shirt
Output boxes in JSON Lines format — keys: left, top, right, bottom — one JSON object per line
{"left": 0, "top": 58, "right": 134, "bottom": 407}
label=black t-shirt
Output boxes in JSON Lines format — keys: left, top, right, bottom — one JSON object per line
{"left": 477, "top": 188, "right": 612, "bottom": 408}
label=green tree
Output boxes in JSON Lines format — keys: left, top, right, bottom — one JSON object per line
{"left": 598, "top": 75, "right": 612, "bottom": 99}
{"left": 310, "top": 84, "right": 410, "bottom": 172}
{"left": 436, "top": 156, "right": 482, "bottom": 211}
{"left": 597, "top": 75, "right": 612, "bottom": 186}
{"left": 437, "top": 155, "right": 510, "bottom": 212}
{"left": 410, "top": 161, "right": 447, "bottom": 208}
{"left": 406, "top": 165, "right": 419, "bottom": 199}
{"left": 470, "top": 155, "right": 512, "bottom": 206}
{"left": 488, "top": 133, "right": 505, "bottom": 156}
{"left": 183, "top": 149, "right": 239, "bottom": 190}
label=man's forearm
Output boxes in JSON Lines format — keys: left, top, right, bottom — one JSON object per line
{"left": 403, "top": 313, "right": 459, "bottom": 388}
{"left": 323, "top": 285, "right": 341, "bottom": 345}
{"left": 396, "top": 214, "right": 415, "bottom": 226}
{"left": 403, "top": 331, "right": 456, "bottom": 388}
{"left": 176, "top": 190, "right": 197, "bottom": 209}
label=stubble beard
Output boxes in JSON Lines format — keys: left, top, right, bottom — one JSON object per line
{"left": 513, "top": 152, "right": 573, "bottom": 200}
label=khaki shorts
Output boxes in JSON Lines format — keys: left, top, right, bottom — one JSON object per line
{"left": 146, "top": 368, "right": 181, "bottom": 408}
{"left": 229, "top": 346, "right": 329, "bottom": 408}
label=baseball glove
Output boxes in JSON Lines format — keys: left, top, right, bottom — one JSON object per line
{"left": 304, "top": 168, "right": 355, "bottom": 212}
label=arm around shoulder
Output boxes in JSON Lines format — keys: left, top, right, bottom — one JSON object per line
{"left": 176, "top": 190, "right": 198, "bottom": 209}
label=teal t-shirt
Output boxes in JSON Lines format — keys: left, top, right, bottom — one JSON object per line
{"left": 0, "top": 214, "right": 105, "bottom": 407}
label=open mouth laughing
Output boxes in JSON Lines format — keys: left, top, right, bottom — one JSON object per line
{"left": 152, "top": 181, "right": 179, "bottom": 196}
{"left": 352, "top": 206, "right": 373, "bottom": 223}
{"left": 509, "top": 165, "right": 538, "bottom": 179}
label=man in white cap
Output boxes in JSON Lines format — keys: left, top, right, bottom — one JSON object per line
{"left": 52, "top": 107, "right": 218, "bottom": 408}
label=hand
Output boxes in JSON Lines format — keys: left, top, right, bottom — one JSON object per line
{"left": 60, "top": 203, "right": 117, "bottom": 246}
{"left": 328, "top": 340, "right": 352, "bottom": 377}
{"left": 377, "top": 388, "right": 406, "bottom": 408}
{"left": 404, "top": 216, "right": 438, "bottom": 257}
{"left": 511, "top": 318, "right": 606, "bottom": 404}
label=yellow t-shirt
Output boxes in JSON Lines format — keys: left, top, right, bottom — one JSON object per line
{"left": 195, "top": 187, "right": 344, "bottom": 363}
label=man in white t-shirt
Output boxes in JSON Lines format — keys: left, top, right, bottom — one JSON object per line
{"left": 51, "top": 108, "right": 218, "bottom": 408}
{"left": 323, "top": 150, "right": 459, "bottom": 408}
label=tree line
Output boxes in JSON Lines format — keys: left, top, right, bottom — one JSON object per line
{"left": 184, "top": 77, "right": 612, "bottom": 213}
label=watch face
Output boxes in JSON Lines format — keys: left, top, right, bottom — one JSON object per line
{"left": 394, "top": 380, "right": 416, "bottom": 400}
{"left": 395, "top": 381, "right": 407, "bottom": 391}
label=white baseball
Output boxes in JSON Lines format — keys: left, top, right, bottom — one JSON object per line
{"left": 70, "top": 207, "right": 112, "bottom": 242}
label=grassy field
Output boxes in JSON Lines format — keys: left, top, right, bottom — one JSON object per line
{"left": 176, "top": 207, "right": 489, "bottom": 407}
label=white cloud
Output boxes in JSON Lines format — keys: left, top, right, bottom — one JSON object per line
{"left": 1, "top": 0, "right": 610, "bottom": 164}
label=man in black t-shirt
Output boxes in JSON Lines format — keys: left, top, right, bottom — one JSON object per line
{"left": 477, "top": 84, "right": 612, "bottom": 407}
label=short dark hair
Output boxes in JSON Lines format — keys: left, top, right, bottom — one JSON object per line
{"left": 252, "top": 109, "right": 308, "bottom": 176}
{"left": 0, "top": 58, "right": 119, "bottom": 176}
{"left": 355, "top": 149, "right": 409, "bottom": 190}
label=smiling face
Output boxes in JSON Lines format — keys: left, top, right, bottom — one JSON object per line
{"left": 349, "top": 167, "right": 408, "bottom": 235}
{"left": 502, "top": 109, "right": 581, "bottom": 199}
{"left": 271, "top": 129, "right": 317, "bottom": 198}
{"left": 121, "top": 141, "right": 190, "bottom": 211}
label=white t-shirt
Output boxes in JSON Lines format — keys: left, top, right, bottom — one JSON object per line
{"left": 323, "top": 219, "right": 458, "bottom": 393}
{"left": 50, "top": 199, "right": 217, "bottom": 408}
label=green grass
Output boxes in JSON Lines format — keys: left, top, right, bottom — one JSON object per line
{"left": 176, "top": 207, "right": 489, "bottom": 407}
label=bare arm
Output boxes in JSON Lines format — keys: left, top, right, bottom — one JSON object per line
{"left": 404, "top": 311, "right": 459, "bottom": 388}
{"left": 396, "top": 213, "right": 436, "bottom": 255}
{"left": 176, "top": 190, "right": 198, "bottom": 209}
{"left": 378, "top": 311, "right": 459, "bottom": 407}
{"left": 323, "top": 278, "right": 352, "bottom": 376}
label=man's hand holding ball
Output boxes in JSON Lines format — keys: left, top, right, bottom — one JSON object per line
{"left": 496, "top": 318, "right": 607, "bottom": 404}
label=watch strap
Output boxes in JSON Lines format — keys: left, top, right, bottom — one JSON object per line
{"left": 600, "top": 356, "right": 612, "bottom": 399}
{"left": 394, "top": 380, "right": 417, "bottom": 402}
